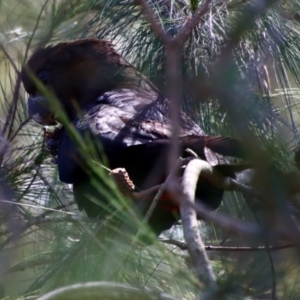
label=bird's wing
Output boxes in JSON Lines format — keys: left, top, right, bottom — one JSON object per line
{"left": 75, "top": 88, "right": 203, "bottom": 146}
{"left": 76, "top": 103, "right": 175, "bottom": 145}
{"left": 89, "top": 88, "right": 204, "bottom": 134}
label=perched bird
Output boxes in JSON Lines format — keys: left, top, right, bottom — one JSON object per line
{"left": 21, "top": 39, "right": 244, "bottom": 236}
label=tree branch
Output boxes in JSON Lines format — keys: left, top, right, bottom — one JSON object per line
{"left": 179, "top": 159, "right": 217, "bottom": 294}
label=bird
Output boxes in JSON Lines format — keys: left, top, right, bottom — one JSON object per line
{"left": 21, "top": 39, "right": 245, "bottom": 236}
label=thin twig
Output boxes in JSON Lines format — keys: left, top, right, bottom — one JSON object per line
{"left": 161, "top": 239, "right": 296, "bottom": 252}
{"left": 9, "top": 117, "right": 31, "bottom": 142}
{"left": 132, "top": 184, "right": 161, "bottom": 200}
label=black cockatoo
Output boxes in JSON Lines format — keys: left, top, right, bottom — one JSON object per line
{"left": 21, "top": 39, "right": 244, "bottom": 235}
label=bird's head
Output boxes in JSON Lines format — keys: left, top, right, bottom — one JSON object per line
{"left": 21, "top": 39, "right": 132, "bottom": 125}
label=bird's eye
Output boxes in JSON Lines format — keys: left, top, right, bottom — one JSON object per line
{"left": 37, "top": 70, "right": 50, "bottom": 84}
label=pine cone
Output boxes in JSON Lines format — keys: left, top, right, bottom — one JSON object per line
{"left": 109, "top": 168, "right": 135, "bottom": 197}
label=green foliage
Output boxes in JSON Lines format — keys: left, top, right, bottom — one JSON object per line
{"left": 0, "top": 0, "right": 300, "bottom": 299}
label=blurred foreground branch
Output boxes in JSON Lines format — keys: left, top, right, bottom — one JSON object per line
{"left": 37, "top": 281, "right": 179, "bottom": 300}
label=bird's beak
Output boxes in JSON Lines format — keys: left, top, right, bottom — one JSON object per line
{"left": 28, "top": 94, "right": 57, "bottom": 126}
